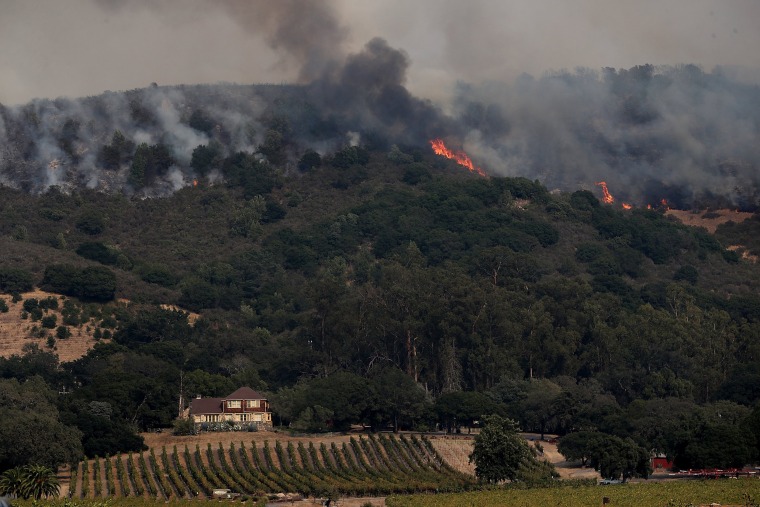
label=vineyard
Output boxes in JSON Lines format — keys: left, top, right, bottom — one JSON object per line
{"left": 385, "top": 478, "right": 760, "bottom": 507}
{"left": 66, "top": 434, "right": 475, "bottom": 500}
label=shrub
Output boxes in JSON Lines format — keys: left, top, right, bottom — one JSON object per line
{"left": 172, "top": 418, "right": 196, "bottom": 436}
{"left": 76, "top": 212, "right": 106, "bottom": 235}
{"left": 673, "top": 265, "right": 699, "bottom": 284}
{"left": 41, "top": 315, "right": 57, "bottom": 329}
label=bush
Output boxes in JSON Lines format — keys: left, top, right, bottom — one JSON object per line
{"left": 138, "top": 264, "right": 178, "bottom": 287}
{"left": 0, "top": 299, "right": 8, "bottom": 313}
{"left": 39, "top": 296, "right": 59, "bottom": 310}
{"left": 76, "top": 242, "right": 120, "bottom": 265}
{"left": 76, "top": 212, "right": 106, "bottom": 235}
{"left": 56, "top": 326, "right": 71, "bottom": 339}
{"left": 172, "top": 418, "right": 196, "bottom": 436}
{"left": 673, "top": 265, "right": 699, "bottom": 284}
{"left": 41, "top": 315, "right": 57, "bottom": 329}
{"left": 42, "top": 264, "right": 117, "bottom": 302}
{"left": 23, "top": 298, "right": 39, "bottom": 312}
{"left": 297, "top": 150, "right": 322, "bottom": 172}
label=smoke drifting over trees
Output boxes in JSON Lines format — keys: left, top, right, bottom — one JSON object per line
{"left": 0, "top": 1, "right": 759, "bottom": 208}
{"left": 455, "top": 64, "right": 760, "bottom": 209}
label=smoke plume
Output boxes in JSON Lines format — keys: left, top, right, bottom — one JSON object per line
{"left": 1, "top": 1, "right": 759, "bottom": 208}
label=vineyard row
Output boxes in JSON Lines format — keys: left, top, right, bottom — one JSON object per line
{"left": 67, "top": 435, "right": 476, "bottom": 500}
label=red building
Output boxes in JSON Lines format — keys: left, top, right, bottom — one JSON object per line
{"left": 651, "top": 454, "right": 674, "bottom": 471}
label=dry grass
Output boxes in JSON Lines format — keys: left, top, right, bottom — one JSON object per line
{"left": 426, "top": 434, "right": 599, "bottom": 480}
{"left": 0, "top": 289, "right": 104, "bottom": 362}
{"left": 666, "top": 208, "right": 752, "bottom": 234}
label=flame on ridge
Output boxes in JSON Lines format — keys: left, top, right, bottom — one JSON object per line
{"left": 595, "top": 181, "right": 615, "bottom": 204}
{"left": 430, "top": 139, "right": 487, "bottom": 177}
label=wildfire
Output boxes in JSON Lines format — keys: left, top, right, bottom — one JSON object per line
{"left": 430, "top": 139, "right": 487, "bottom": 177}
{"left": 622, "top": 203, "right": 633, "bottom": 210}
{"left": 193, "top": 179, "right": 198, "bottom": 187}
{"left": 595, "top": 181, "right": 615, "bottom": 204}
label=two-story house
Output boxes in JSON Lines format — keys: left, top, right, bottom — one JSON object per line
{"left": 188, "top": 387, "right": 272, "bottom": 428}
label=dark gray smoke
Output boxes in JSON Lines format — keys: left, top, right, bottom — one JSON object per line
{"left": 1, "top": 1, "right": 759, "bottom": 209}
{"left": 454, "top": 65, "right": 760, "bottom": 209}
{"left": 216, "top": 0, "right": 348, "bottom": 83}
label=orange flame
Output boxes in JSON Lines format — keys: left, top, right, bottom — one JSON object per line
{"left": 660, "top": 198, "right": 669, "bottom": 210}
{"left": 430, "top": 139, "right": 487, "bottom": 177}
{"left": 193, "top": 179, "right": 198, "bottom": 187}
{"left": 622, "top": 203, "right": 633, "bottom": 210}
{"left": 595, "top": 181, "right": 615, "bottom": 204}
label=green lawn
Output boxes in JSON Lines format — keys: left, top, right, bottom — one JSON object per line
{"left": 386, "top": 479, "right": 760, "bottom": 507}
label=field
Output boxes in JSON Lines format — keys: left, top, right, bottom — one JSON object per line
{"left": 385, "top": 479, "right": 760, "bottom": 507}
{"left": 58, "top": 430, "right": 605, "bottom": 506}
{"left": 0, "top": 290, "right": 101, "bottom": 362}
{"left": 63, "top": 433, "right": 475, "bottom": 502}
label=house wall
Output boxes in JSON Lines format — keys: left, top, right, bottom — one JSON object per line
{"left": 221, "top": 400, "right": 270, "bottom": 413}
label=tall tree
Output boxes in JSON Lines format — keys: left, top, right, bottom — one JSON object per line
{"left": 469, "top": 414, "right": 533, "bottom": 483}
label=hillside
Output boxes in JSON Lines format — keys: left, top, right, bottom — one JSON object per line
{"left": 2, "top": 142, "right": 760, "bottom": 477}
{"left": 0, "top": 290, "right": 105, "bottom": 363}
{"left": 666, "top": 208, "right": 754, "bottom": 234}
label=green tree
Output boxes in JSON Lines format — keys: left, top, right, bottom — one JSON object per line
{"left": 191, "top": 142, "right": 222, "bottom": 176}
{"left": 297, "top": 149, "right": 322, "bottom": 172}
{"left": 75, "top": 211, "right": 106, "bottom": 235}
{"left": 18, "top": 464, "right": 60, "bottom": 500}
{"left": 0, "top": 377, "right": 83, "bottom": 469}
{"left": 0, "top": 467, "right": 24, "bottom": 498}
{"left": 435, "top": 391, "right": 500, "bottom": 433}
{"left": 559, "top": 431, "right": 650, "bottom": 480}
{"left": 676, "top": 422, "right": 755, "bottom": 469}
{"left": 0, "top": 267, "right": 34, "bottom": 294}
{"left": 75, "top": 266, "right": 117, "bottom": 301}
{"left": 557, "top": 431, "right": 607, "bottom": 467}
{"left": 369, "top": 367, "right": 430, "bottom": 432}
{"left": 229, "top": 196, "right": 266, "bottom": 238}
{"left": 469, "top": 414, "right": 533, "bottom": 483}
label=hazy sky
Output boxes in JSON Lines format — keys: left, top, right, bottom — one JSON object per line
{"left": 2, "top": 0, "right": 759, "bottom": 105}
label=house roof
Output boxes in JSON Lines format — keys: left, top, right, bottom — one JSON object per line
{"left": 189, "top": 397, "right": 223, "bottom": 414}
{"left": 225, "top": 387, "right": 265, "bottom": 400}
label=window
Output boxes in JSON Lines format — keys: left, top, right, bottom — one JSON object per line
{"left": 246, "top": 399, "right": 260, "bottom": 408}
{"left": 227, "top": 400, "right": 241, "bottom": 409}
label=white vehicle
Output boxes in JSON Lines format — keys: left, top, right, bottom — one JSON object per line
{"left": 212, "top": 488, "right": 241, "bottom": 499}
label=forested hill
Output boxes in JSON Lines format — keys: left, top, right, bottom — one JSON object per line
{"left": 2, "top": 145, "right": 760, "bottom": 471}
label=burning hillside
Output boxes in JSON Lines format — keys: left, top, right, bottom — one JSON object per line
{"left": 430, "top": 139, "right": 487, "bottom": 177}
{"left": 0, "top": 2, "right": 758, "bottom": 209}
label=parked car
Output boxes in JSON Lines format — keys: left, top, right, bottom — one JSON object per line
{"left": 212, "top": 488, "right": 241, "bottom": 499}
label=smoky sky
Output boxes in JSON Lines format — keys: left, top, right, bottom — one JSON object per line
{"left": 1, "top": 0, "right": 759, "bottom": 106}
{"left": 2, "top": 0, "right": 760, "bottom": 207}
